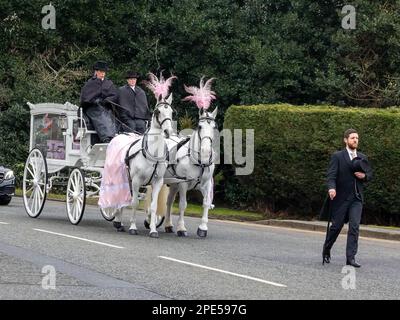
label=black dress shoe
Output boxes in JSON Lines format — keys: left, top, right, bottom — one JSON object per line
{"left": 346, "top": 259, "right": 361, "bottom": 268}
{"left": 322, "top": 249, "right": 331, "bottom": 265}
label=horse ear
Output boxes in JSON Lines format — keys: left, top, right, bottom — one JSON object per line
{"left": 211, "top": 106, "right": 218, "bottom": 119}
{"left": 166, "top": 94, "right": 173, "bottom": 105}
{"left": 199, "top": 108, "right": 204, "bottom": 117}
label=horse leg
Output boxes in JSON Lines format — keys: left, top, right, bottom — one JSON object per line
{"left": 149, "top": 178, "right": 163, "bottom": 238}
{"left": 128, "top": 183, "right": 140, "bottom": 235}
{"left": 156, "top": 184, "right": 168, "bottom": 227}
{"left": 113, "top": 208, "right": 125, "bottom": 232}
{"left": 165, "top": 184, "right": 178, "bottom": 233}
{"left": 143, "top": 186, "right": 152, "bottom": 226}
{"left": 197, "top": 180, "right": 212, "bottom": 238}
{"left": 176, "top": 183, "right": 188, "bottom": 237}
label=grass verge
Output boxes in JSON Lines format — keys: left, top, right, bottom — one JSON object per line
{"left": 14, "top": 189, "right": 400, "bottom": 229}
{"left": 15, "top": 189, "right": 264, "bottom": 222}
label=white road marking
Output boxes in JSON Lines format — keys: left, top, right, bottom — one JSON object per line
{"left": 0, "top": 222, "right": 10, "bottom": 225}
{"left": 159, "top": 256, "right": 287, "bottom": 288}
{"left": 33, "top": 229, "right": 125, "bottom": 249}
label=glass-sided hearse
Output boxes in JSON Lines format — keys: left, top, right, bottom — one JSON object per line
{"left": 23, "top": 102, "right": 115, "bottom": 224}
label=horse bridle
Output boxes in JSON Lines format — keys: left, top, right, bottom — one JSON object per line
{"left": 124, "top": 101, "right": 174, "bottom": 192}
{"left": 165, "top": 115, "right": 215, "bottom": 188}
{"left": 153, "top": 102, "right": 175, "bottom": 128}
{"left": 197, "top": 116, "right": 215, "bottom": 146}
{"left": 190, "top": 116, "right": 216, "bottom": 167}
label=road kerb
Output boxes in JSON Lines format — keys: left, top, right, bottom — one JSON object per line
{"left": 253, "top": 220, "right": 400, "bottom": 241}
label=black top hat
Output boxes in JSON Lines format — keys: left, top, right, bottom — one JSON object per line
{"left": 93, "top": 61, "right": 109, "bottom": 71}
{"left": 125, "top": 71, "right": 140, "bottom": 79}
{"left": 352, "top": 157, "right": 371, "bottom": 173}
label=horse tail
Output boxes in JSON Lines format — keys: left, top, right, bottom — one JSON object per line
{"left": 157, "top": 185, "right": 169, "bottom": 216}
{"left": 143, "top": 185, "right": 169, "bottom": 216}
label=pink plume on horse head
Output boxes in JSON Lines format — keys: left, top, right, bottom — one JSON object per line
{"left": 182, "top": 77, "right": 216, "bottom": 110}
{"left": 143, "top": 71, "right": 177, "bottom": 101}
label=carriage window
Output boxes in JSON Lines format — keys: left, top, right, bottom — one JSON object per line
{"left": 72, "top": 120, "right": 80, "bottom": 150}
{"left": 32, "top": 114, "right": 66, "bottom": 160}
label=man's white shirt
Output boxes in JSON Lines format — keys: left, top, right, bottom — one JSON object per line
{"left": 346, "top": 147, "right": 357, "bottom": 160}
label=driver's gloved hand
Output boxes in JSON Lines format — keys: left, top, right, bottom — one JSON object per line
{"left": 102, "top": 98, "right": 111, "bottom": 108}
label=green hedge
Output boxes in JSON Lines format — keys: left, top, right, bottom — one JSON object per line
{"left": 223, "top": 104, "right": 400, "bottom": 222}
{"left": 0, "top": 104, "right": 30, "bottom": 186}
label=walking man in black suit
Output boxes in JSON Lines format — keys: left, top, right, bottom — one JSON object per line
{"left": 322, "top": 128, "right": 373, "bottom": 268}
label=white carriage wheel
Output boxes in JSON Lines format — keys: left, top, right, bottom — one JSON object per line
{"left": 66, "top": 168, "right": 86, "bottom": 225}
{"left": 100, "top": 207, "right": 116, "bottom": 221}
{"left": 23, "top": 148, "right": 48, "bottom": 218}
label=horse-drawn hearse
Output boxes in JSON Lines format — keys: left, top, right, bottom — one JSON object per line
{"left": 22, "top": 74, "right": 218, "bottom": 238}
{"left": 23, "top": 101, "right": 118, "bottom": 223}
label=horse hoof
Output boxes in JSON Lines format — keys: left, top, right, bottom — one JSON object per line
{"left": 144, "top": 219, "right": 150, "bottom": 229}
{"left": 197, "top": 228, "right": 207, "bottom": 238}
{"left": 129, "top": 229, "right": 138, "bottom": 235}
{"left": 113, "top": 222, "right": 125, "bottom": 232}
{"left": 165, "top": 226, "right": 174, "bottom": 233}
{"left": 113, "top": 221, "right": 122, "bottom": 229}
{"left": 149, "top": 232, "right": 159, "bottom": 238}
{"left": 177, "top": 231, "right": 188, "bottom": 237}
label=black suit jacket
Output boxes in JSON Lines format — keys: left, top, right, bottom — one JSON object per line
{"left": 118, "top": 85, "right": 151, "bottom": 120}
{"left": 320, "top": 149, "right": 373, "bottom": 220}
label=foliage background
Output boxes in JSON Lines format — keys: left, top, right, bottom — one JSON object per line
{"left": 223, "top": 104, "right": 400, "bottom": 225}
{"left": 1, "top": 0, "right": 399, "bottom": 223}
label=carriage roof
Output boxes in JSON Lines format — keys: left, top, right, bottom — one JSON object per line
{"left": 27, "top": 101, "right": 79, "bottom": 116}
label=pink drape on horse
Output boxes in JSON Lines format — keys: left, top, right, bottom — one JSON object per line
{"left": 98, "top": 133, "right": 141, "bottom": 209}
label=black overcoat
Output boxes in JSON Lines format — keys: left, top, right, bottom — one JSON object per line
{"left": 118, "top": 85, "right": 151, "bottom": 120}
{"left": 80, "top": 76, "right": 119, "bottom": 109}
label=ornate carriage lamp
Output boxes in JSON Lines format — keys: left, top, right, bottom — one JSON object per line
{"left": 59, "top": 113, "right": 68, "bottom": 131}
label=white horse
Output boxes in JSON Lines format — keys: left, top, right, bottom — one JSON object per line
{"left": 163, "top": 107, "right": 218, "bottom": 237}
{"left": 112, "top": 94, "right": 174, "bottom": 238}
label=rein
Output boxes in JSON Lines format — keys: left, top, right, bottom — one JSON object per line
{"left": 124, "top": 103, "right": 172, "bottom": 192}
{"left": 167, "top": 117, "right": 216, "bottom": 187}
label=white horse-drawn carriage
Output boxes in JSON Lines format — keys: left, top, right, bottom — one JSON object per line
{"left": 22, "top": 74, "right": 218, "bottom": 238}
{"left": 22, "top": 101, "right": 122, "bottom": 224}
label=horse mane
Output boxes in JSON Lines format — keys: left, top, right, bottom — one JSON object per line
{"left": 142, "top": 71, "right": 177, "bottom": 101}
{"left": 182, "top": 77, "right": 216, "bottom": 110}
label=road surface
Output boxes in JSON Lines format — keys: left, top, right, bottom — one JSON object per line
{"left": 0, "top": 197, "right": 399, "bottom": 300}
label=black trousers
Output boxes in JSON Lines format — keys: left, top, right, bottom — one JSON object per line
{"left": 119, "top": 110, "right": 146, "bottom": 134}
{"left": 324, "top": 196, "right": 363, "bottom": 260}
{"left": 84, "top": 105, "right": 116, "bottom": 142}
{"left": 130, "top": 118, "right": 147, "bottom": 134}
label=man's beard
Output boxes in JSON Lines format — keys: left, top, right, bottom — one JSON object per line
{"left": 348, "top": 143, "right": 357, "bottom": 150}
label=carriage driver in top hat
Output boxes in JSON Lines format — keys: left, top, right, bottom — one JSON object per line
{"left": 80, "top": 61, "right": 119, "bottom": 143}
{"left": 117, "top": 70, "right": 151, "bottom": 134}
